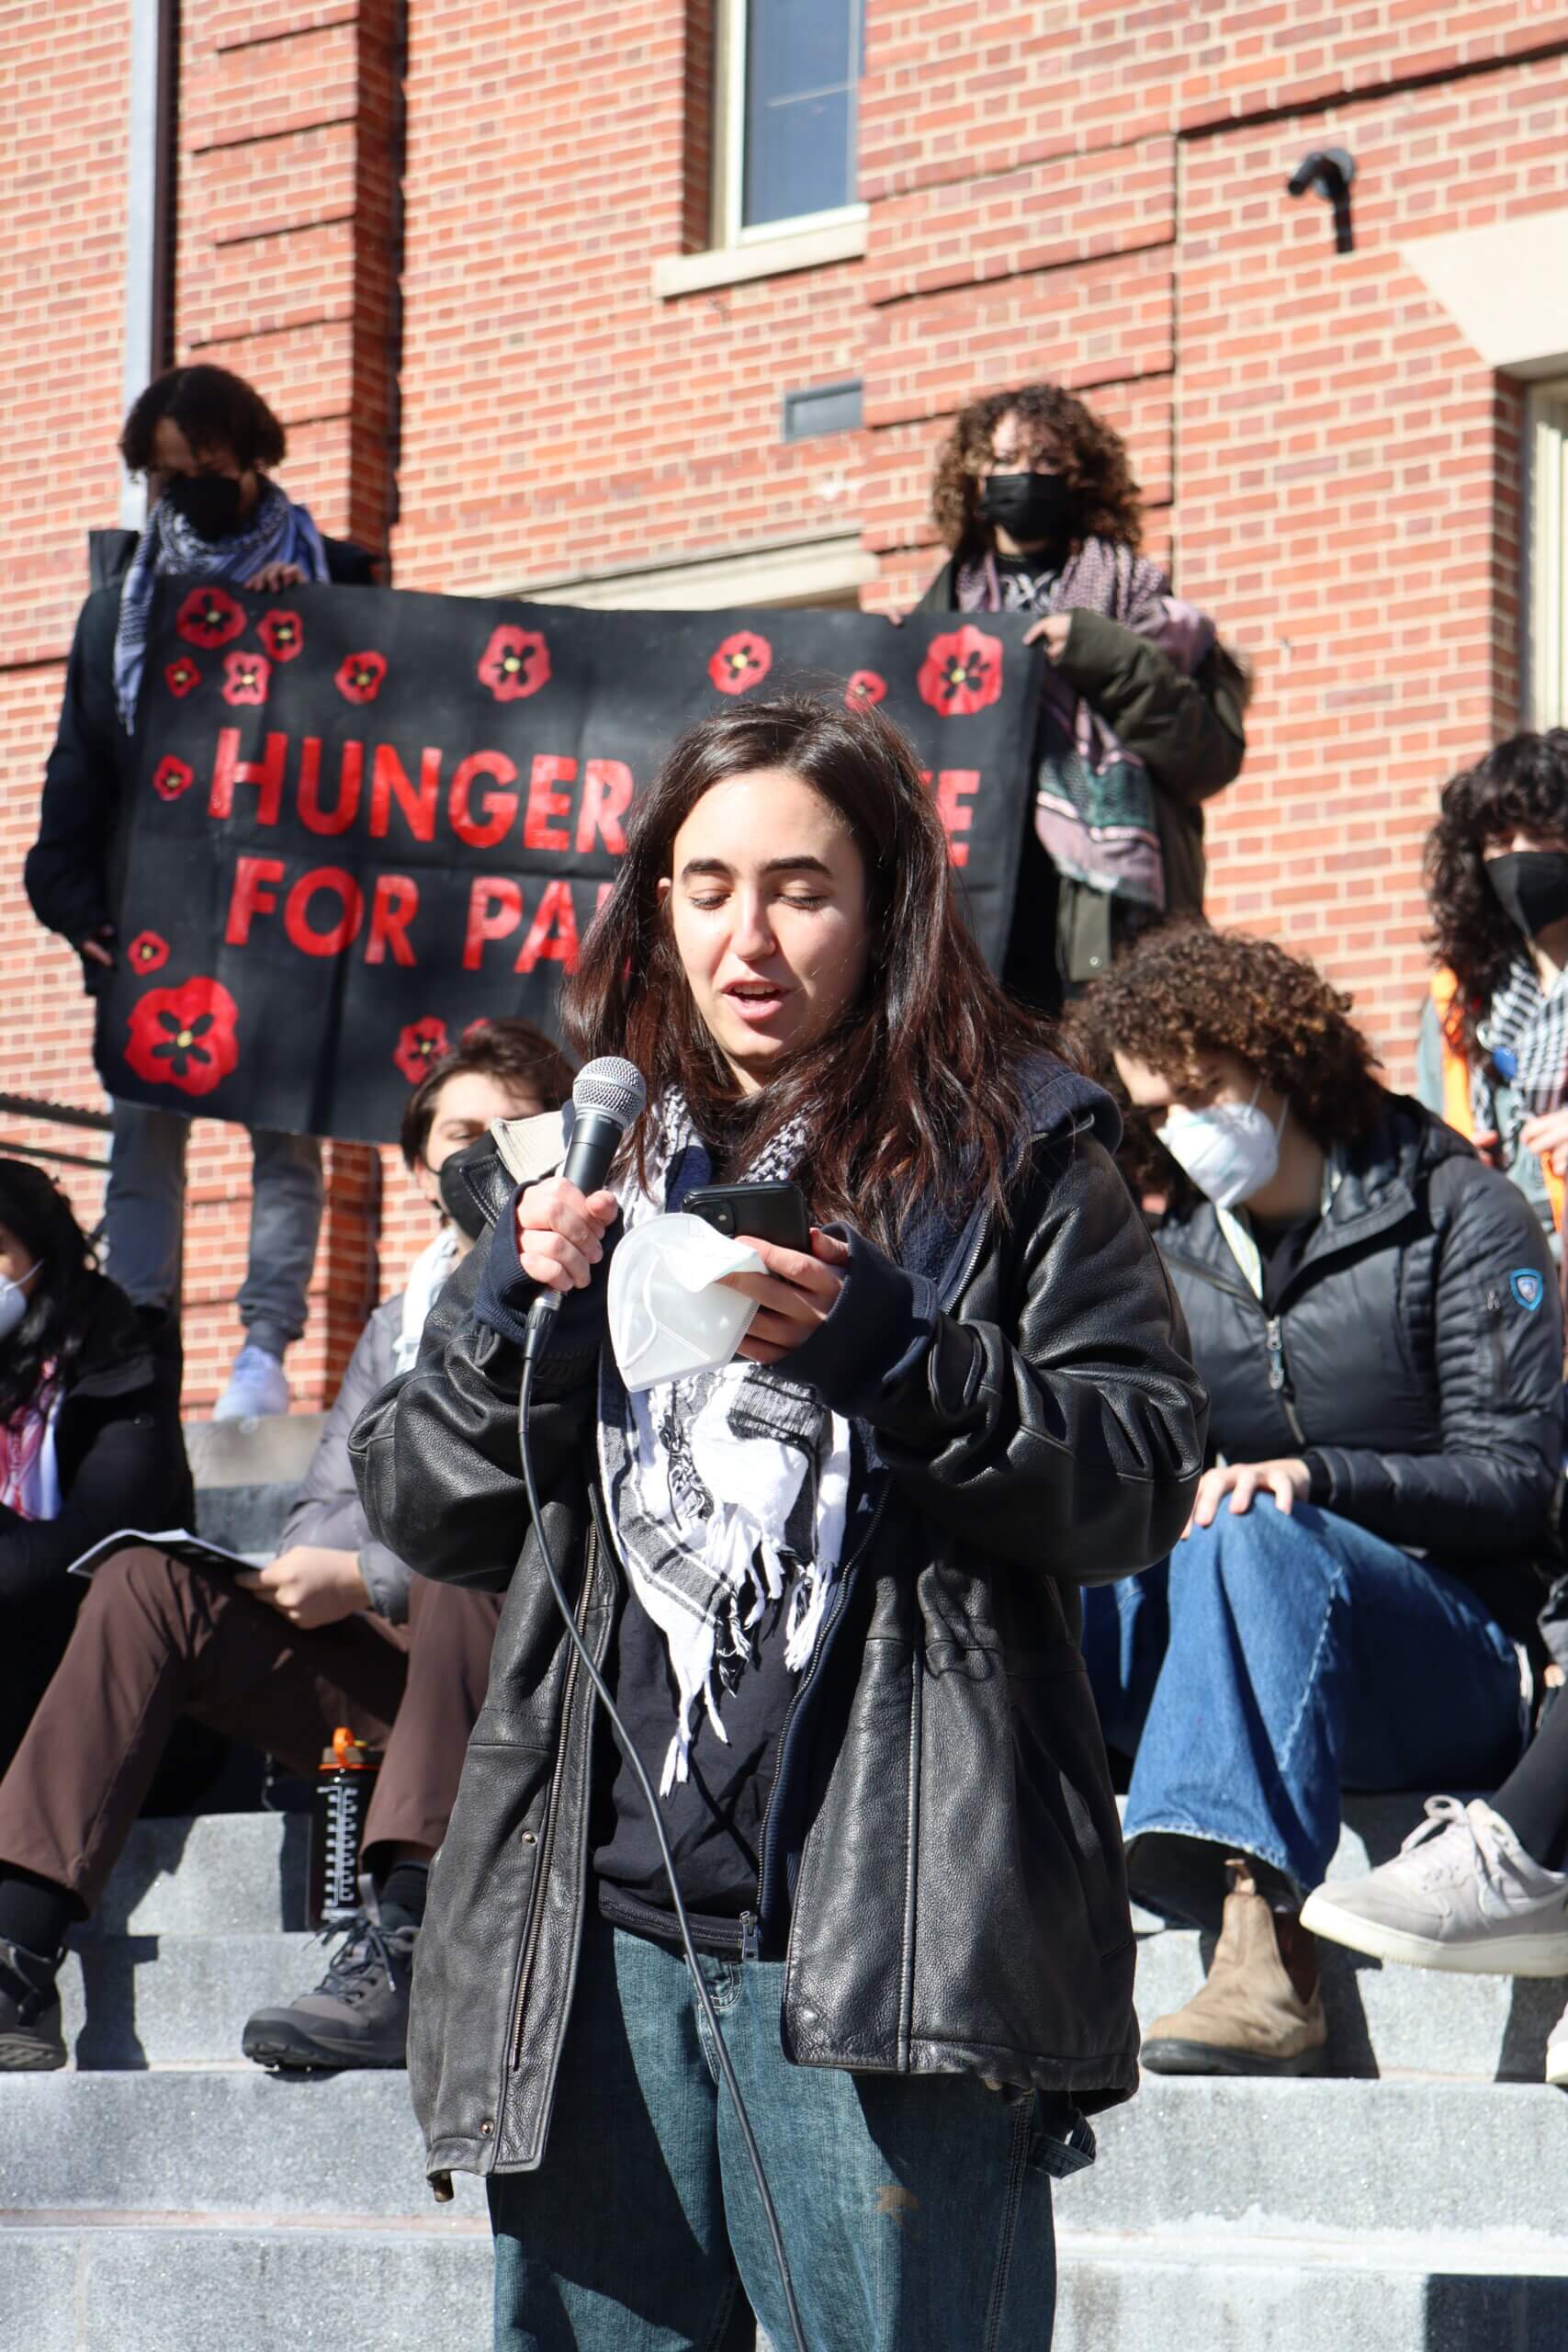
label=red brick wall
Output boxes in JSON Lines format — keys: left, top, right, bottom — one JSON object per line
{"left": 3, "top": 1, "right": 1564, "bottom": 1411}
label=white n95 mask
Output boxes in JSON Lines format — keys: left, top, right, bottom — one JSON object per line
{"left": 606, "top": 1215, "right": 764, "bottom": 1393}
{"left": 0, "top": 1263, "right": 38, "bottom": 1345}
{"left": 1156, "top": 1086, "right": 1283, "bottom": 1211}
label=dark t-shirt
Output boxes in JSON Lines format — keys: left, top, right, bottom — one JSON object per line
{"left": 592, "top": 1588, "right": 798, "bottom": 1954}
{"left": 1250, "top": 1211, "right": 1317, "bottom": 1312}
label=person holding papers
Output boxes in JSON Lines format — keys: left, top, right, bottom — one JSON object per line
{"left": 0, "top": 1158, "right": 188, "bottom": 1772}
{"left": 0, "top": 1021, "right": 567, "bottom": 2074}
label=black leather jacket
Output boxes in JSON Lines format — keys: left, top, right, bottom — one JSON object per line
{"left": 350, "top": 1062, "right": 1206, "bottom": 2192}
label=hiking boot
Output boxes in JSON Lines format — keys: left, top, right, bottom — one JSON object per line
{"left": 213, "top": 1343, "right": 290, "bottom": 1423}
{"left": 1547, "top": 1998, "right": 1568, "bottom": 2089}
{"left": 1300, "top": 1796, "right": 1568, "bottom": 1977}
{"left": 242, "top": 1916, "right": 415, "bottom": 2072}
{"left": 1141, "top": 1860, "right": 1327, "bottom": 2077}
{"left": 0, "top": 1936, "right": 66, "bottom": 2072}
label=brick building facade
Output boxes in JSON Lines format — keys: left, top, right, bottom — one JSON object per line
{"left": 4, "top": 1, "right": 1567, "bottom": 1409}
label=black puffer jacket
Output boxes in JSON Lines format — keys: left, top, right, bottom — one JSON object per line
{"left": 350, "top": 1062, "right": 1206, "bottom": 2191}
{"left": 1156, "top": 1092, "right": 1563, "bottom": 1640}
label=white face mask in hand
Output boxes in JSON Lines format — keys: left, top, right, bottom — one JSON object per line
{"left": 1156, "top": 1084, "right": 1284, "bottom": 1211}
{"left": 0, "top": 1262, "right": 39, "bottom": 1345}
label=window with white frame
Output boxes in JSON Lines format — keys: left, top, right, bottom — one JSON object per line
{"left": 1527, "top": 380, "right": 1568, "bottom": 729}
{"left": 713, "top": 0, "right": 864, "bottom": 246}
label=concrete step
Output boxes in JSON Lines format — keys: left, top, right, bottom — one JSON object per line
{"left": 60, "top": 1931, "right": 323, "bottom": 2070}
{"left": 4, "top": 2219, "right": 1565, "bottom": 2352}
{"left": 1133, "top": 1922, "right": 1568, "bottom": 2082}
{"left": 1052, "top": 2227, "right": 1568, "bottom": 2352}
{"left": 6, "top": 2071, "right": 1567, "bottom": 2241}
{"left": 0, "top": 2219, "right": 488, "bottom": 2352}
{"left": 1069, "top": 2075, "right": 1568, "bottom": 2240}
{"left": 0, "top": 2072, "right": 482, "bottom": 2222}
{"left": 88, "top": 1812, "right": 309, "bottom": 1938}
{"left": 186, "top": 1412, "right": 324, "bottom": 1557}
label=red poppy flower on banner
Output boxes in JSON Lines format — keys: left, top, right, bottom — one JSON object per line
{"left": 916, "top": 625, "right": 1004, "bottom": 718}
{"left": 152, "top": 756, "right": 195, "bottom": 802}
{"left": 256, "top": 609, "right": 304, "bottom": 662}
{"left": 175, "top": 586, "right": 245, "bottom": 650}
{"left": 393, "top": 1017, "right": 451, "bottom": 1084}
{"left": 844, "top": 669, "right": 887, "bottom": 711}
{"left": 221, "top": 650, "right": 271, "bottom": 707}
{"left": 164, "top": 655, "right": 201, "bottom": 699}
{"left": 126, "top": 932, "right": 170, "bottom": 976}
{"left": 125, "top": 977, "right": 241, "bottom": 1099}
{"left": 478, "top": 626, "right": 551, "bottom": 703}
{"left": 335, "top": 650, "right": 388, "bottom": 705}
{"left": 707, "top": 631, "right": 773, "bottom": 696}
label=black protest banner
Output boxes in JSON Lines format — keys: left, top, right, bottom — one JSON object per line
{"left": 96, "top": 583, "right": 1042, "bottom": 1143}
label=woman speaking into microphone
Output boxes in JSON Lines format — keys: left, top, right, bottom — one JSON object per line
{"left": 353, "top": 694, "right": 1205, "bottom": 2352}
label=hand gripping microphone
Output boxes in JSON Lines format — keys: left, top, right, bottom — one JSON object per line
{"left": 522, "top": 1056, "right": 647, "bottom": 1362}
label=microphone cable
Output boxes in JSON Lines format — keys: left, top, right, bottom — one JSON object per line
{"left": 517, "top": 1353, "right": 810, "bottom": 2352}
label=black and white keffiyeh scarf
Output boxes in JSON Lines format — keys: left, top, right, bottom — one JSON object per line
{"left": 113, "top": 481, "right": 329, "bottom": 730}
{"left": 1474, "top": 956, "right": 1568, "bottom": 1166}
{"left": 596, "top": 1092, "right": 852, "bottom": 1796}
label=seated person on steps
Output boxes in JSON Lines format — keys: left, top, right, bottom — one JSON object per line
{"left": 1073, "top": 924, "right": 1562, "bottom": 2079}
{"left": 0, "top": 1158, "right": 189, "bottom": 1776}
{"left": 0, "top": 1018, "right": 570, "bottom": 2074}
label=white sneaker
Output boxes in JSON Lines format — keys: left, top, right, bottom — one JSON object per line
{"left": 1548, "top": 1999, "right": 1568, "bottom": 2087}
{"left": 212, "top": 1344, "right": 290, "bottom": 1424}
{"left": 1300, "top": 1796, "right": 1568, "bottom": 1977}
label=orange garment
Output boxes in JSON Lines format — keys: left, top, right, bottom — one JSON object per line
{"left": 1430, "top": 967, "right": 1567, "bottom": 1227}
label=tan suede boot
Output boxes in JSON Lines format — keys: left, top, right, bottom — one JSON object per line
{"left": 1141, "top": 1860, "right": 1328, "bottom": 2077}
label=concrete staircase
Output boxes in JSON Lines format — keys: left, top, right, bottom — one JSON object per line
{"left": 3, "top": 1423, "right": 1566, "bottom": 2344}
{"left": 1050, "top": 1799, "right": 1568, "bottom": 2348}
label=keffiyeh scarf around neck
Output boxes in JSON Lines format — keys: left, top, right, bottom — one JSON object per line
{"left": 1474, "top": 956, "right": 1568, "bottom": 1167}
{"left": 113, "top": 481, "right": 329, "bottom": 731}
{"left": 595, "top": 1092, "right": 852, "bottom": 1797}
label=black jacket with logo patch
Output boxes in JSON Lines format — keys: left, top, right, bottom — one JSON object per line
{"left": 1154, "top": 1091, "right": 1563, "bottom": 1641}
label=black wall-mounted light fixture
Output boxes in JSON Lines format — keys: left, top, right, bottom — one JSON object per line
{"left": 1287, "top": 147, "right": 1356, "bottom": 254}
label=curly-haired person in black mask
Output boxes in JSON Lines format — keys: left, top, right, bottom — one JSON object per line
{"left": 1418, "top": 729, "right": 1568, "bottom": 1256}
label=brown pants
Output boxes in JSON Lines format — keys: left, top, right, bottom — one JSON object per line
{"left": 0, "top": 1546, "right": 502, "bottom": 1913}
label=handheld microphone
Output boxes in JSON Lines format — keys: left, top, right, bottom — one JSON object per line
{"left": 523, "top": 1056, "right": 647, "bottom": 1361}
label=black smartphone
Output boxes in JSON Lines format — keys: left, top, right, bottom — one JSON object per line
{"left": 685, "top": 1181, "right": 811, "bottom": 1252}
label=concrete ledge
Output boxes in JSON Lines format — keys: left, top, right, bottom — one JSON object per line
{"left": 652, "top": 211, "right": 866, "bottom": 298}
{"left": 186, "top": 1416, "right": 324, "bottom": 1492}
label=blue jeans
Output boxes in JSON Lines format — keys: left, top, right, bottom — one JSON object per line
{"left": 489, "top": 1917, "right": 1058, "bottom": 2352}
{"left": 104, "top": 1100, "right": 323, "bottom": 1353}
{"left": 1081, "top": 1500, "right": 1528, "bottom": 1895}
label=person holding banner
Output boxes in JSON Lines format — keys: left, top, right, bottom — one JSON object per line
{"left": 919, "top": 382, "right": 1248, "bottom": 1009}
{"left": 353, "top": 694, "right": 1206, "bottom": 2351}
{"left": 1420, "top": 730, "right": 1568, "bottom": 1260}
{"left": 25, "top": 363, "right": 373, "bottom": 1420}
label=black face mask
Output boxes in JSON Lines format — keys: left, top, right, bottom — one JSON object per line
{"left": 161, "top": 472, "right": 248, "bottom": 541}
{"left": 980, "top": 470, "right": 1074, "bottom": 548}
{"left": 437, "top": 1138, "right": 493, "bottom": 1241}
{"left": 1486, "top": 850, "right": 1568, "bottom": 940}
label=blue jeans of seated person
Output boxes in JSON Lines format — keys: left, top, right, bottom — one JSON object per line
{"left": 1080, "top": 1498, "right": 1528, "bottom": 1900}
{"left": 490, "top": 1917, "right": 1061, "bottom": 2352}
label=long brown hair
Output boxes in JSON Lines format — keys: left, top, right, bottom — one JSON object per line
{"left": 565, "top": 695, "right": 1063, "bottom": 1246}
{"left": 1424, "top": 731, "right": 1568, "bottom": 1061}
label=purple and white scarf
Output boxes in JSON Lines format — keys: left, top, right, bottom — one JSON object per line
{"left": 959, "top": 536, "right": 1215, "bottom": 910}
